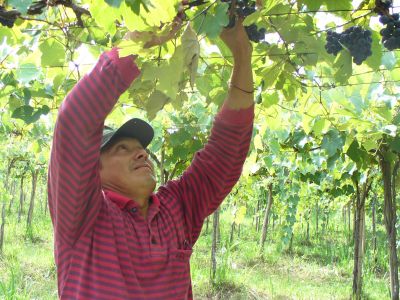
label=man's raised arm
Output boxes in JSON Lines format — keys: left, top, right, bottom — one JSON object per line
{"left": 159, "top": 19, "right": 255, "bottom": 244}
{"left": 48, "top": 49, "right": 140, "bottom": 246}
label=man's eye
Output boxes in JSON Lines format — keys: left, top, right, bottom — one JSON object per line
{"left": 117, "top": 145, "right": 128, "bottom": 151}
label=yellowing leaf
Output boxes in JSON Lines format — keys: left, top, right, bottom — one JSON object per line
{"left": 118, "top": 39, "right": 151, "bottom": 57}
{"left": 254, "top": 134, "right": 263, "bottom": 150}
{"left": 141, "top": 0, "right": 180, "bottom": 26}
{"left": 180, "top": 23, "right": 200, "bottom": 88}
{"left": 89, "top": 1, "right": 119, "bottom": 35}
{"left": 146, "top": 90, "right": 170, "bottom": 120}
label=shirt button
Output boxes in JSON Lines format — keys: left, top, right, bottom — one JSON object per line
{"left": 151, "top": 237, "right": 157, "bottom": 244}
{"left": 130, "top": 207, "right": 137, "bottom": 213}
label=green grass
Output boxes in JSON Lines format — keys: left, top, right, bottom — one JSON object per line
{"left": 0, "top": 205, "right": 392, "bottom": 299}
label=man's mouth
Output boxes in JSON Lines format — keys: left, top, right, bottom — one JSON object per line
{"left": 134, "top": 164, "right": 151, "bottom": 171}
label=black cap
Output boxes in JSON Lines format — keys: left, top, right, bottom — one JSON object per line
{"left": 101, "top": 118, "right": 154, "bottom": 150}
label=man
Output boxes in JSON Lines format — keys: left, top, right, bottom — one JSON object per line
{"left": 48, "top": 17, "right": 254, "bottom": 299}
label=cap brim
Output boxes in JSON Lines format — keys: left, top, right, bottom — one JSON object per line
{"left": 101, "top": 118, "right": 154, "bottom": 150}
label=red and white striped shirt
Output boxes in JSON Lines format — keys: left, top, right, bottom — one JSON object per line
{"left": 48, "top": 48, "right": 254, "bottom": 299}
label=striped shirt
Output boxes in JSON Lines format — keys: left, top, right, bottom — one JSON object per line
{"left": 48, "top": 48, "right": 254, "bottom": 299}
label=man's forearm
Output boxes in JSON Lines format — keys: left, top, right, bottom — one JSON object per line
{"left": 224, "top": 53, "right": 254, "bottom": 110}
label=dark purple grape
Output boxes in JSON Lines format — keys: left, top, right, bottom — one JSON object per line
{"left": 384, "top": 37, "right": 397, "bottom": 50}
{"left": 379, "top": 15, "right": 391, "bottom": 24}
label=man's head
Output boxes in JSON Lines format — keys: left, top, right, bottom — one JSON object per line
{"left": 99, "top": 119, "right": 156, "bottom": 200}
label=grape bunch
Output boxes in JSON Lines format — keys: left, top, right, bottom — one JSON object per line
{"left": 325, "top": 26, "right": 372, "bottom": 65}
{"left": 374, "top": 0, "right": 400, "bottom": 50}
{"left": 379, "top": 13, "right": 400, "bottom": 50}
{"left": 325, "top": 31, "right": 343, "bottom": 56}
{"left": 0, "top": 16, "right": 15, "bottom": 28}
{"left": 0, "top": 6, "right": 17, "bottom": 28}
{"left": 222, "top": 0, "right": 266, "bottom": 43}
{"left": 379, "top": 14, "right": 400, "bottom": 50}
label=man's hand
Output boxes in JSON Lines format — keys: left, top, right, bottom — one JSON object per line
{"left": 220, "top": 18, "right": 252, "bottom": 60}
{"left": 124, "top": 13, "right": 185, "bottom": 49}
{"left": 220, "top": 18, "right": 254, "bottom": 110}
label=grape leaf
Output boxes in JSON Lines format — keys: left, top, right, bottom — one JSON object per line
{"left": 321, "top": 129, "right": 345, "bottom": 157}
{"left": 324, "top": 0, "right": 352, "bottom": 11}
{"left": 180, "top": 23, "right": 200, "bottom": 88}
{"left": 297, "top": 0, "right": 323, "bottom": 10}
{"left": 333, "top": 51, "right": 352, "bottom": 84}
{"left": 39, "top": 39, "right": 65, "bottom": 67}
{"left": 105, "top": 0, "right": 123, "bottom": 8}
{"left": 145, "top": 90, "right": 170, "bottom": 120}
{"left": 125, "top": 0, "right": 141, "bottom": 14}
{"left": 382, "top": 51, "right": 397, "bottom": 70}
{"left": 8, "top": 0, "right": 31, "bottom": 14}
{"left": 365, "top": 31, "right": 382, "bottom": 70}
{"left": 89, "top": 1, "right": 119, "bottom": 35}
{"left": 15, "top": 64, "right": 40, "bottom": 84}
{"left": 346, "top": 140, "right": 370, "bottom": 169}
{"left": 197, "top": 3, "right": 229, "bottom": 39}
{"left": 262, "top": 92, "right": 279, "bottom": 108}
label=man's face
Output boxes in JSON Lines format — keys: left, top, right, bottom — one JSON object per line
{"left": 99, "top": 137, "right": 156, "bottom": 196}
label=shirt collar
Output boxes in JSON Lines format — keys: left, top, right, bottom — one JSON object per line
{"left": 103, "top": 189, "right": 160, "bottom": 210}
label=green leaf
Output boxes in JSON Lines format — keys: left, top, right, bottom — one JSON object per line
{"left": 312, "top": 118, "right": 326, "bottom": 137}
{"left": 90, "top": 1, "right": 119, "bottom": 35}
{"left": 209, "top": 87, "right": 226, "bottom": 106}
{"left": 8, "top": 94, "right": 23, "bottom": 112}
{"left": 197, "top": 3, "right": 229, "bottom": 39}
{"left": 262, "top": 92, "right": 279, "bottom": 108}
{"left": 125, "top": 0, "right": 141, "bottom": 14}
{"left": 389, "top": 136, "right": 400, "bottom": 153}
{"left": 263, "top": 0, "right": 286, "bottom": 14}
{"left": 180, "top": 23, "right": 200, "bottom": 88}
{"left": 321, "top": 129, "right": 345, "bottom": 157}
{"left": 105, "top": 0, "right": 123, "bottom": 7}
{"left": 0, "top": 27, "right": 15, "bottom": 44}
{"left": 15, "top": 64, "right": 40, "bottom": 84}
{"left": 243, "top": 10, "right": 261, "bottom": 26}
{"left": 145, "top": 90, "right": 170, "bottom": 120}
{"left": 347, "top": 139, "right": 371, "bottom": 169}
{"left": 39, "top": 39, "right": 65, "bottom": 67}
{"left": 365, "top": 31, "right": 382, "bottom": 70}
{"left": 382, "top": 51, "right": 397, "bottom": 70}
{"left": 333, "top": 50, "right": 352, "bottom": 84}
{"left": 262, "top": 63, "right": 283, "bottom": 88}
{"left": 11, "top": 105, "right": 33, "bottom": 122}
{"left": 298, "top": 0, "right": 323, "bottom": 10}
{"left": 324, "top": 0, "right": 352, "bottom": 11}
{"left": 8, "top": 0, "right": 31, "bottom": 14}
{"left": 11, "top": 105, "right": 49, "bottom": 124}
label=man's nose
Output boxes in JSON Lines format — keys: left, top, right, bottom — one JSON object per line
{"left": 134, "top": 148, "right": 148, "bottom": 160}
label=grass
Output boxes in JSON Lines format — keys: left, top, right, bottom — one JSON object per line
{"left": 0, "top": 203, "right": 392, "bottom": 299}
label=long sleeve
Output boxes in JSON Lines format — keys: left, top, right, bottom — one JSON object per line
{"left": 159, "top": 103, "right": 254, "bottom": 243}
{"left": 47, "top": 48, "right": 140, "bottom": 246}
